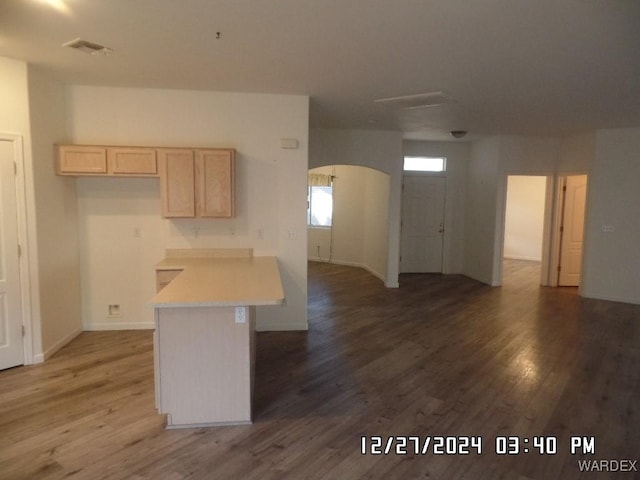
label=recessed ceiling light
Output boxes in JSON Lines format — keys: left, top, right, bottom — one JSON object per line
{"left": 62, "top": 38, "right": 113, "bottom": 56}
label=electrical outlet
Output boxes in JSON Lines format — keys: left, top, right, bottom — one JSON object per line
{"left": 108, "top": 304, "right": 121, "bottom": 317}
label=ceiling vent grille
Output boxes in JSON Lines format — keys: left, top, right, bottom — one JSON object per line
{"left": 374, "top": 91, "right": 455, "bottom": 110}
{"left": 62, "top": 38, "right": 113, "bottom": 56}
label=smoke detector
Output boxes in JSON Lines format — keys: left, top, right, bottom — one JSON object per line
{"left": 449, "top": 130, "right": 468, "bottom": 139}
{"left": 62, "top": 38, "right": 113, "bottom": 56}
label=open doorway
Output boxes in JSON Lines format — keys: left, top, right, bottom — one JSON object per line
{"left": 502, "top": 175, "right": 547, "bottom": 287}
{"left": 307, "top": 165, "right": 390, "bottom": 283}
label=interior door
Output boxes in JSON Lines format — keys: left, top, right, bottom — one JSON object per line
{"left": 0, "top": 140, "right": 24, "bottom": 370}
{"left": 558, "top": 174, "right": 587, "bottom": 286}
{"left": 400, "top": 175, "right": 446, "bottom": 273}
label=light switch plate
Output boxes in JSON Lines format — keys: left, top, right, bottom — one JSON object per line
{"left": 280, "top": 138, "right": 299, "bottom": 149}
{"left": 235, "top": 307, "right": 247, "bottom": 324}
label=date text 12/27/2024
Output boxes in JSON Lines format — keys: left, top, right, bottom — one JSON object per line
{"left": 360, "top": 435, "right": 597, "bottom": 456}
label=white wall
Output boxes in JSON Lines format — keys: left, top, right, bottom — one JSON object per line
{"left": 76, "top": 178, "right": 163, "bottom": 330}
{"left": 27, "top": 66, "right": 83, "bottom": 358}
{"left": 363, "top": 167, "right": 390, "bottom": 278}
{"left": 326, "top": 166, "right": 365, "bottom": 265}
{"left": 0, "top": 58, "right": 81, "bottom": 362}
{"left": 307, "top": 165, "right": 389, "bottom": 281}
{"left": 403, "top": 140, "right": 469, "bottom": 273}
{"left": 464, "top": 137, "right": 502, "bottom": 285}
{"left": 581, "top": 127, "right": 640, "bottom": 304}
{"left": 309, "top": 128, "right": 403, "bottom": 287}
{"left": 67, "top": 86, "right": 309, "bottom": 331}
{"left": 558, "top": 132, "right": 595, "bottom": 174}
{"left": 504, "top": 176, "right": 546, "bottom": 261}
{"left": 500, "top": 136, "right": 560, "bottom": 173}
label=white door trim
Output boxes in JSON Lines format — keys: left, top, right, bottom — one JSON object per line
{"left": 0, "top": 133, "right": 34, "bottom": 365}
{"left": 550, "top": 173, "right": 589, "bottom": 288}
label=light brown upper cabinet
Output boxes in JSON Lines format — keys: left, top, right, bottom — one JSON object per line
{"left": 107, "top": 147, "right": 157, "bottom": 175}
{"left": 158, "top": 149, "right": 196, "bottom": 217}
{"left": 56, "top": 145, "right": 157, "bottom": 176}
{"left": 158, "top": 148, "right": 235, "bottom": 218}
{"left": 56, "top": 145, "right": 108, "bottom": 175}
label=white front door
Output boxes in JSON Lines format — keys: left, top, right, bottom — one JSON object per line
{"left": 400, "top": 175, "right": 446, "bottom": 273}
{"left": 558, "top": 175, "right": 587, "bottom": 286}
{"left": 0, "top": 140, "right": 24, "bottom": 370}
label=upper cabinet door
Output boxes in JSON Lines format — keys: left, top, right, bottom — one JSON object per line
{"left": 108, "top": 147, "right": 157, "bottom": 175}
{"left": 195, "top": 149, "right": 235, "bottom": 218}
{"left": 56, "top": 145, "right": 108, "bottom": 175}
{"left": 158, "top": 149, "right": 195, "bottom": 218}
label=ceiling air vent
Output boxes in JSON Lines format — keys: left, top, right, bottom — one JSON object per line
{"left": 62, "top": 38, "right": 113, "bottom": 56}
{"left": 374, "top": 91, "right": 455, "bottom": 110}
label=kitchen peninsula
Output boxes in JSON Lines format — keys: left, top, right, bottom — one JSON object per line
{"left": 150, "top": 249, "right": 284, "bottom": 428}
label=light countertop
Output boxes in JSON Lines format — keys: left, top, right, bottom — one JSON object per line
{"left": 151, "top": 255, "right": 285, "bottom": 308}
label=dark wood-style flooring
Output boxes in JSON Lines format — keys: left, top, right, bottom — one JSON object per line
{"left": 1, "top": 260, "right": 639, "bottom": 479}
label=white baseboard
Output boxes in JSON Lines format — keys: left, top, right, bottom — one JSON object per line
{"left": 32, "top": 353, "right": 45, "bottom": 364}
{"left": 309, "top": 258, "right": 387, "bottom": 283}
{"left": 83, "top": 322, "right": 154, "bottom": 331}
{"left": 463, "top": 272, "right": 496, "bottom": 287}
{"left": 363, "top": 265, "right": 385, "bottom": 283}
{"left": 42, "top": 327, "right": 83, "bottom": 361}
{"left": 86, "top": 319, "right": 310, "bottom": 332}
{"left": 581, "top": 290, "right": 640, "bottom": 305}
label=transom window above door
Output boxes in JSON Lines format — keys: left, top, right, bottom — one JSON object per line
{"left": 403, "top": 156, "right": 446, "bottom": 173}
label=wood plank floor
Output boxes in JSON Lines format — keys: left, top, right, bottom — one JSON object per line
{"left": 1, "top": 261, "right": 639, "bottom": 479}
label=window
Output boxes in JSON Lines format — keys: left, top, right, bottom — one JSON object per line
{"left": 307, "top": 185, "right": 333, "bottom": 227}
{"left": 403, "top": 156, "right": 446, "bottom": 172}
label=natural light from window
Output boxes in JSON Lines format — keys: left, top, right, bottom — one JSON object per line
{"left": 403, "top": 156, "right": 446, "bottom": 172}
{"left": 307, "top": 186, "right": 333, "bottom": 227}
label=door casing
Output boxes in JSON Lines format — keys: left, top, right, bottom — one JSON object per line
{"left": 0, "top": 133, "right": 33, "bottom": 366}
